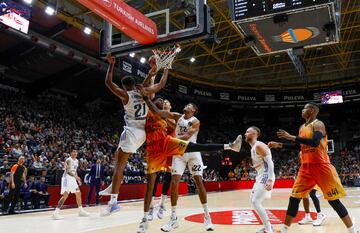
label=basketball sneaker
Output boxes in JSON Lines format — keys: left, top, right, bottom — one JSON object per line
{"left": 256, "top": 226, "right": 274, "bottom": 233}
{"left": 99, "top": 183, "right": 112, "bottom": 196}
{"left": 312, "top": 213, "right": 326, "bottom": 226}
{"left": 137, "top": 218, "right": 149, "bottom": 233}
{"left": 52, "top": 210, "right": 64, "bottom": 220}
{"left": 298, "top": 215, "right": 313, "bottom": 225}
{"left": 157, "top": 204, "right": 166, "bottom": 219}
{"left": 100, "top": 202, "right": 120, "bottom": 216}
{"left": 204, "top": 215, "right": 214, "bottom": 231}
{"left": 78, "top": 208, "right": 90, "bottom": 217}
{"left": 161, "top": 217, "right": 179, "bottom": 232}
{"left": 229, "top": 135, "right": 243, "bottom": 152}
{"left": 147, "top": 207, "right": 154, "bottom": 221}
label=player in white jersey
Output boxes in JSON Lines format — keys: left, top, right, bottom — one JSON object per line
{"left": 52, "top": 150, "right": 90, "bottom": 220}
{"left": 100, "top": 54, "right": 170, "bottom": 216}
{"left": 162, "top": 103, "right": 214, "bottom": 232}
{"left": 244, "top": 126, "right": 275, "bottom": 233}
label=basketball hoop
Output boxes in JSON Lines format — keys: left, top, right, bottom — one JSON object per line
{"left": 151, "top": 44, "right": 181, "bottom": 71}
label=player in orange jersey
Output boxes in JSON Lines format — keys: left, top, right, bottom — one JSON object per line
{"left": 137, "top": 95, "right": 242, "bottom": 233}
{"left": 268, "top": 103, "right": 355, "bottom": 233}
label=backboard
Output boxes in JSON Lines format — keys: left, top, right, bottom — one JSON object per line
{"left": 100, "top": 0, "right": 211, "bottom": 57}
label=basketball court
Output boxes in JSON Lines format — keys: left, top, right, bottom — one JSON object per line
{"left": 1, "top": 188, "right": 359, "bottom": 233}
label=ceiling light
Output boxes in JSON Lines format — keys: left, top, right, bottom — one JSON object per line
{"left": 140, "top": 57, "right": 146, "bottom": 63}
{"left": 23, "top": 0, "right": 33, "bottom": 4}
{"left": 190, "top": 57, "right": 196, "bottom": 63}
{"left": 45, "top": 6, "right": 55, "bottom": 16}
{"left": 84, "top": 27, "right": 92, "bottom": 35}
{"left": 129, "top": 52, "right": 135, "bottom": 58}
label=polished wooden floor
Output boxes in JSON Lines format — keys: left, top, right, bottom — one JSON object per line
{"left": 1, "top": 188, "right": 359, "bottom": 233}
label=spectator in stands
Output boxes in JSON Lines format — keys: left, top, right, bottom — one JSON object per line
{"left": 0, "top": 174, "right": 8, "bottom": 207}
{"left": 0, "top": 160, "right": 10, "bottom": 173}
{"left": 21, "top": 175, "right": 37, "bottom": 210}
{"left": 36, "top": 177, "right": 49, "bottom": 208}
{"left": 87, "top": 158, "right": 105, "bottom": 205}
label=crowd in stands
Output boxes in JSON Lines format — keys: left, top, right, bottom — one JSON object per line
{"left": 1, "top": 88, "right": 360, "bottom": 210}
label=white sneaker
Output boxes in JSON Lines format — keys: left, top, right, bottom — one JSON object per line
{"left": 52, "top": 211, "right": 64, "bottom": 220}
{"left": 78, "top": 208, "right": 90, "bottom": 217}
{"left": 161, "top": 217, "right": 179, "bottom": 232}
{"left": 256, "top": 226, "right": 274, "bottom": 233}
{"left": 147, "top": 207, "right": 154, "bottom": 221}
{"left": 99, "top": 184, "right": 112, "bottom": 196}
{"left": 100, "top": 202, "right": 120, "bottom": 216}
{"left": 137, "top": 218, "right": 149, "bottom": 233}
{"left": 229, "top": 135, "right": 243, "bottom": 152}
{"left": 157, "top": 205, "right": 166, "bottom": 219}
{"left": 313, "top": 213, "right": 326, "bottom": 226}
{"left": 204, "top": 215, "right": 214, "bottom": 231}
{"left": 298, "top": 215, "right": 313, "bottom": 225}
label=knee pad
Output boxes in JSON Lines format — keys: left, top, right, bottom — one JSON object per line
{"left": 328, "top": 199, "right": 348, "bottom": 218}
{"left": 286, "top": 196, "right": 301, "bottom": 217}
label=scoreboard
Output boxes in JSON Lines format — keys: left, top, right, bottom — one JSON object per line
{"left": 230, "top": 0, "right": 331, "bottom": 21}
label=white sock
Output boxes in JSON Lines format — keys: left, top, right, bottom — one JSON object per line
{"left": 281, "top": 224, "right": 289, "bottom": 233}
{"left": 224, "top": 144, "right": 231, "bottom": 150}
{"left": 160, "top": 194, "right": 166, "bottom": 206}
{"left": 110, "top": 194, "right": 118, "bottom": 204}
{"left": 202, "top": 203, "right": 210, "bottom": 217}
{"left": 78, "top": 206, "right": 83, "bottom": 210}
{"left": 348, "top": 226, "right": 355, "bottom": 233}
{"left": 305, "top": 213, "right": 310, "bottom": 218}
{"left": 144, "top": 212, "right": 149, "bottom": 218}
{"left": 171, "top": 206, "right": 176, "bottom": 219}
{"left": 55, "top": 208, "right": 60, "bottom": 213}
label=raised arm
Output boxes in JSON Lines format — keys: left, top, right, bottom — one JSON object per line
{"left": 142, "top": 65, "right": 157, "bottom": 87}
{"left": 177, "top": 119, "right": 200, "bottom": 141}
{"left": 104, "top": 54, "right": 128, "bottom": 101}
{"left": 142, "top": 69, "right": 169, "bottom": 95}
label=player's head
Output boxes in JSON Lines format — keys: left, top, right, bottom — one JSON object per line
{"left": 183, "top": 102, "right": 198, "bottom": 116}
{"left": 121, "top": 75, "right": 136, "bottom": 90}
{"left": 245, "top": 126, "right": 260, "bottom": 143}
{"left": 71, "top": 149, "right": 78, "bottom": 158}
{"left": 163, "top": 99, "right": 172, "bottom": 111}
{"left": 302, "top": 102, "right": 320, "bottom": 119}
{"left": 40, "top": 176, "right": 46, "bottom": 183}
{"left": 18, "top": 156, "right": 25, "bottom": 165}
{"left": 153, "top": 96, "right": 164, "bottom": 109}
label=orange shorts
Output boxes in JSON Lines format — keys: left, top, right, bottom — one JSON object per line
{"left": 146, "top": 136, "right": 189, "bottom": 174}
{"left": 292, "top": 163, "right": 346, "bottom": 201}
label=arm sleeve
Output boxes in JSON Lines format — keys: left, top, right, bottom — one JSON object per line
{"left": 295, "top": 131, "right": 323, "bottom": 147}
{"left": 263, "top": 155, "right": 275, "bottom": 181}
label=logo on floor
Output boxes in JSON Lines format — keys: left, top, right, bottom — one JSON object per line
{"left": 185, "top": 210, "right": 316, "bottom": 225}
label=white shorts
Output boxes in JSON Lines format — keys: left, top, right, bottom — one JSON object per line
{"left": 250, "top": 173, "right": 274, "bottom": 201}
{"left": 118, "top": 126, "right": 146, "bottom": 153}
{"left": 171, "top": 152, "right": 204, "bottom": 176}
{"left": 61, "top": 174, "right": 79, "bottom": 194}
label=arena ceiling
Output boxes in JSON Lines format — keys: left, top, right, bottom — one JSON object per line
{"left": 0, "top": 0, "right": 360, "bottom": 95}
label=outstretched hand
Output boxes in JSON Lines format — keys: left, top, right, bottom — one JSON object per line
{"left": 268, "top": 141, "right": 282, "bottom": 149}
{"left": 277, "top": 129, "right": 295, "bottom": 141}
{"left": 106, "top": 53, "right": 116, "bottom": 65}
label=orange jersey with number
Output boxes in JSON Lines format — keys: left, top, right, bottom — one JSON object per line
{"left": 299, "top": 119, "right": 329, "bottom": 164}
{"left": 145, "top": 111, "right": 168, "bottom": 152}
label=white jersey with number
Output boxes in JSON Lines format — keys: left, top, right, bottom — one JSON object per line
{"left": 118, "top": 90, "right": 149, "bottom": 153}
{"left": 175, "top": 115, "right": 198, "bottom": 143}
{"left": 250, "top": 141, "right": 274, "bottom": 200}
{"left": 61, "top": 157, "right": 79, "bottom": 194}
{"left": 172, "top": 115, "right": 203, "bottom": 176}
{"left": 123, "top": 90, "right": 149, "bottom": 128}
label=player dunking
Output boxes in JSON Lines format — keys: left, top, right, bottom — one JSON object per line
{"left": 162, "top": 102, "right": 214, "bottom": 232}
{"left": 245, "top": 126, "right": 275, "bottom": 233}
{"left": 268, "top": 103, "right": 356, "bottom": 233}
{"left": 52, "top": 150, "right": 90, "bottom": 219}
{"left": 137, "top": 93, "right": 242, "bottom": 233}
{"left": 100, "top": 54, "right": 169, "bottom": 216}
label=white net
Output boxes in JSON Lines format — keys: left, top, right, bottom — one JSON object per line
{"left": 151, "top": 44, "right": 181, "bottom": 71}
